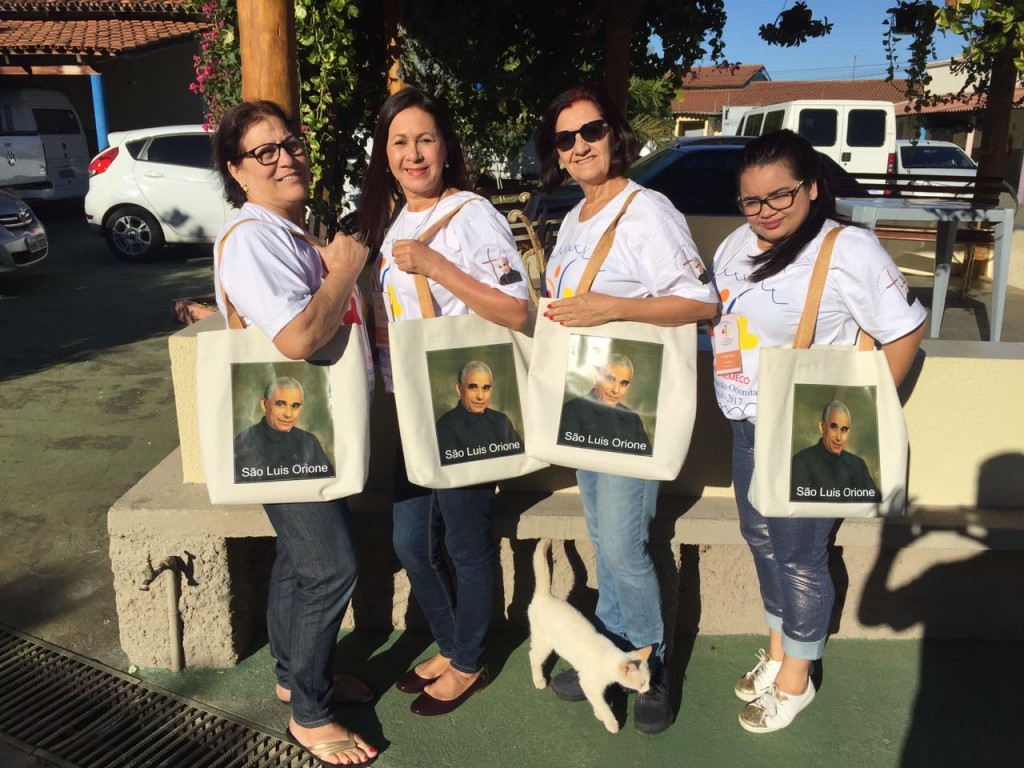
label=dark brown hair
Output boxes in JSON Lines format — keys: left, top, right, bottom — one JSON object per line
{"left": 213, "top": 100, "right": 301, "bottom": 208}
{"left": 357, "top": 86, "right": 470, "bottom": 255}
{"left": 536, "top": 84, "right": 638, "bottom": 193}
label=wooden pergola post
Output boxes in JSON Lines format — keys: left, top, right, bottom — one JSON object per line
{"left": 384, "top": 0, "right": 404, "bottom": 95}
{"left": 237, "top": 0, "right": 299, "bottom": 120}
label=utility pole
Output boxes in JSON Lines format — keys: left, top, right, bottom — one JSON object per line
{"left": 237, "top": 0, "right": 299, "bottom": 120}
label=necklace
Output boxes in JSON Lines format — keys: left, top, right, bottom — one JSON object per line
{"left": 401, "top": 188, "right": 450, "bottom": 240}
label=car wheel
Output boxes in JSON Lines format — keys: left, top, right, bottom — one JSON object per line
{"left": 104, "top": 206, "right": 165, "bottom": 262}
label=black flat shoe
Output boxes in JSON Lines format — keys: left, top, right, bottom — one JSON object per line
{"left": 395, "top": 667, "right": 438, "bottom": 694}
{"left": 409, "top": 671, "right": 488, "bottom": 716}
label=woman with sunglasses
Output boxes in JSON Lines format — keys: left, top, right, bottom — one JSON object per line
{"left": 536, "top": 84, "right": 718, "bottom": 735}
{"left": 710, "top": 129, "right": 925, "bottom": 734}
{"left": 213, "top": 100, "right": 377, "bottom": 766}
{"left": 358, "top": 86, "right": 529, "bottom": 717}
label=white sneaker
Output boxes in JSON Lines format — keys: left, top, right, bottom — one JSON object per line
{"left": 734, "top": 649, "right": 782, "bottom": 702}
{"left": 738, "top": 681, "right": 816, "bottom": 733}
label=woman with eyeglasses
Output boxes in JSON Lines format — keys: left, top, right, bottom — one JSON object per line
{"left": 357, "top": 86, "right": 528, "bottom": 717}
{"left": 535, "top": 84, "right": 718, "bottom": 735}
{"left": 710, "top": 129, "right": 925, "bottom": 734}
{"left": 212, "top": 100, "right": 377, "bottom": 766}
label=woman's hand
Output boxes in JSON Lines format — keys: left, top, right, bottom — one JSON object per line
{"left": 546, "top": 292, "right": 717, "bottom": 328}
{"left": 319, "top": 232, "right": 368, "bottom": 284}
{"left": 391, "top": 239, "right": 443, "bottom": 279}
{"left": 545, "top": 293, "right": 619, "bottom": 327}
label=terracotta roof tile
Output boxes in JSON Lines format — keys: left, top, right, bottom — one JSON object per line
{"left": 896, "top": 88, "right": 1024, "bottom": 114}
{"left": 679, "top": 64, "right": 768, "bottom": 89}
{"left": 673, "top": 79, "right": 910, "bottom": 116}
{"left": 0, "top": 1, "right": 192, "bottom": 13}
{"left": 0, "top": 18, "right": 205, "bottom": 56}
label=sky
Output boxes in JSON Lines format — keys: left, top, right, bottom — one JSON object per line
{"left": 696, "top": 0, "right": 967, "bottom": 81}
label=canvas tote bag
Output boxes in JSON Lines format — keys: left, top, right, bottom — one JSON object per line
{"left": 389, "top": 203, "right": 548, "bottom": 489}
{"left": 749, "top": 227, "right": 908, "bottom": 518}
{"left": 197, "top": 219, "right": 372, "bottom": 505}
{"left": 525, "top": 190, "right": 699, "bottom": 481}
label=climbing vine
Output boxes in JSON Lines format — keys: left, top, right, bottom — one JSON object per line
{"left": 187, "top": 0, "right": 383, "bottom": 226}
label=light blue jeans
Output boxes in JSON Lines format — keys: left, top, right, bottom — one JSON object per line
{"left": 731, "top": 419, "right": 835, "bottom": 661}
{"left": 264, "top": 499, "right": 359, "bottom": 728}
{"left": 577, "top": 469, "right": 664, "bottom": 661}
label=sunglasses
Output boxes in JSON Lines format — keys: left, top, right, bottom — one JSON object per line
{"left": 553, "top": 120, "right": 609, "bottom": 152}
{"left": 238, "top": 135, "right": 307, "bottom": 166}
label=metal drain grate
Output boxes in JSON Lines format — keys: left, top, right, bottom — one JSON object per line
{"left": 0, "top": 626, "right": 316, "bottom": 767}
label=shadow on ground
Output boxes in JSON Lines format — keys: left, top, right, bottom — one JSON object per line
{"left": 0, "top": 200, "right": 215, "bottom": 382}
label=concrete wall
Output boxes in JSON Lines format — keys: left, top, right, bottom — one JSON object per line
{"left": 107, "top": 309, "right": 1024, "bottom": 669}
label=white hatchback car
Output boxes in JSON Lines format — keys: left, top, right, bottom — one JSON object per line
{"left": 84, "top": 125, "right": 232, "bottom": 261}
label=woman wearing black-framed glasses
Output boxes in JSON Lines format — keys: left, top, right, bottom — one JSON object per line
{"left": 534, "top": 84, "right": 718, "bottom": 736}
{"left": 709, "top": 129, "right": 925, "bottom": 734}
{"left": 211, "top": 101, "right": 378, "bottom": 766}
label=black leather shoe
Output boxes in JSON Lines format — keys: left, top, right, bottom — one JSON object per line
{"left": 634, "top": 661, "right": 672, "bottom": 735}
{"left": 410, "top": 670, "right": 488, "bottom": 716}
{"left": 395, "top": 668, "right": 437, "bottom": 694}
{"left": 550, "top": 668, "right": 586, "bottom": 702}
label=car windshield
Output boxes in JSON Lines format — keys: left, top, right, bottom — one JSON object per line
{"left": 900, "top": 145, "right": 976, "bottom": 170}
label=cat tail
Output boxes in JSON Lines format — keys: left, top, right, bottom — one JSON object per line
{"left": 533, "top": 538, "right": 553, "bottom": 598}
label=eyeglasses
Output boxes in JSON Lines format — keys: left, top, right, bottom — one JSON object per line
{"left": 553, "top": 120, "right": 609, "bottom": 152}
{"left": 238, "top": 135, "right": 307, "bottom": 166}
{"left": 737, "top": 181, "right": 804, "bottom": 216}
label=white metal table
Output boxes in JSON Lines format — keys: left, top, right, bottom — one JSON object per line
{"left": 834, "top": 197, "right": 1014, "bottom": 341}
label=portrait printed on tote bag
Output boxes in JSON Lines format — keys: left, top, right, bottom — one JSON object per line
{"left": 230, "top": 362, "right": 336, "bottom": 484}
{"left": 427, "top": 343, "right": 526, "bottom": 466}
{"left": 789, "top": 384, "right": 881, "bottom": 503}
{"left": 556, "top": 334, "right": 663, "bottom": 457}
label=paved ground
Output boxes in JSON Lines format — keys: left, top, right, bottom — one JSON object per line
{"left": 1, "top": 204, "right": 1021, "bottom": 767}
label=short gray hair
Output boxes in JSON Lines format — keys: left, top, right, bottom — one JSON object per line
{"left": 263, "top": 376, "right": 304, "bottom": 401}
{"left": 820, "top": 400, "right": 850, "bottom": 423}
{"left": 602, "top": 353, "right": 633, "bottom": 374}
{"left": 458, "top": 360, "right": 492, "bottom": 385}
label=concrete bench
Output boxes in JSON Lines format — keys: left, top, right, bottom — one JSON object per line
{"left": 107, "top": 315, "right": 1024, "bottom": 669}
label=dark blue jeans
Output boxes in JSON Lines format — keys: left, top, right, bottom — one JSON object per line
{"left": 731, "top": 419, "right": 835, "bottom": 660}
{"left": 264, "top": 499, "right": 358, "bottom": 728}
{"left": 392, "top": 453, "right": 496, "bottom": 674}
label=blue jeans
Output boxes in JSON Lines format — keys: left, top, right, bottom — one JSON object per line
{"left": 577, "top": 469, "right": 664, "bottom": 660}
{"left": 392, "top": 454, "right": 496, "bottom": 674}
{"left": 731, "top": 419, "right": 835, "bottom": 660}
{"left": 264, "top": 499, "right": 358, "bottom": 728}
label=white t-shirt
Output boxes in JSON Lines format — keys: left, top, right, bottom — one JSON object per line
{"left": 710, "top": 219, "right": 927, "bottom": 422}
{"left": 215, "top": 203, "right": 322, "bottom": 339}
{"left": 372, "top": 190, "right": 528, "bottom": 391}
{"left": 543, "top": 180, "right": 714, "bottom": 303}
{"left": 213, "top": 203, "right": 374, "bottom": 386}
{"left": 375, "top": 190, "right": 528, "bottom": 321}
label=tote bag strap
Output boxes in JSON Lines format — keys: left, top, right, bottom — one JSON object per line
{"left": 411, "top": 199, "right": 473, "bottom": 319}
{"left": 791, "top": 226, "right": 877, "bottom": 351}
{"left": 576, "top": 188, "right": 642, "bottom": 294}
{"left": 216, "top": 219, "right": 327, "bottom": 330}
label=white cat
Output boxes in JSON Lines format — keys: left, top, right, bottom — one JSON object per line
{"left": 527, "top": 538, "right": 652, "bottom": 733}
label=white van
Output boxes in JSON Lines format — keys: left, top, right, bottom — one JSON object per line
{"left": 736, "top": 99, "right": 897, "bottom": 176}
{"left": 0, "top": 88, "right": 89, "bottom": 200}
